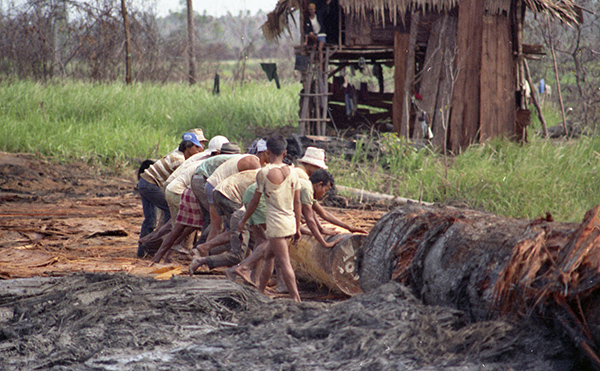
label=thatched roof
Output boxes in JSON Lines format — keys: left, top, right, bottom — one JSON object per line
{"left": 261, "top": 0, "right": 579, "bottom": 41}
{"left": 261, "top": 0, "right": 302, "bottom": 42}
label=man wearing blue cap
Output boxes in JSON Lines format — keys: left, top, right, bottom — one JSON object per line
{"left": 137, "top": 132, "right": 203, "bottom": 257}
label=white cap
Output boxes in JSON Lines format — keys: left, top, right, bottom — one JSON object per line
{"left": 256, "top": 139, "right": 267, "bottom": 153}
{"left": 205, "top": 135, "right": 229, "bottom": 154}
{"left": 299, "top": 147, "right": 327, "bottom": 169}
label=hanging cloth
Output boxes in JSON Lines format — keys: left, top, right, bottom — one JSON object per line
{"left": 260, "top": 63, "right": 281, "bottom": 89}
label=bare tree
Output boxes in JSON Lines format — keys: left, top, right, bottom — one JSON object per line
{"left": 524, "top": 1, "right": 600, "bottom": 132}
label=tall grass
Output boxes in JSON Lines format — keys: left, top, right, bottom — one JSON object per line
{"left": 0, "top": 80, "right": 299, "bottom": 164}
{"left": 330, "top": 132, "right": 600, "bottom": 222}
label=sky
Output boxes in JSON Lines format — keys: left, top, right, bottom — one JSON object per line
{"left": 155, "top": 0, "right": 278, "bottom": 17}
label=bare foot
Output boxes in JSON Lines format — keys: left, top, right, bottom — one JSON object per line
{"left": 228, "top": 265, "right": 256, "bottom": 287}
{"left": 172, "top": 245, "right": 190, "bottom": 257}
{"left": 189, "top": 256, "right": 205, "bottom": 275}
{"left": 225, "top": 266, "right": 238, "bottom": 282}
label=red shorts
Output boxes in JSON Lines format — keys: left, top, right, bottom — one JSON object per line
{"left": 176, "top": 187, "right": 203, "bottom": 228}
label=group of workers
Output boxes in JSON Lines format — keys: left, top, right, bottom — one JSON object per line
{"left": 137, "top": 129, "right": 366, "bottom": 302}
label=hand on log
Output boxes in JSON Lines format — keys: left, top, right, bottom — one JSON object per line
{"left": 323, "top": 235, "right": 345, "bottom": 249}
{"left": 349, "top": 226, "right": 368, "bottom": 234}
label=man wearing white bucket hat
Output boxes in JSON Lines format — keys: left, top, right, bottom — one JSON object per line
{"left": 296, "top": 146, "right": 327, "bottom": 180}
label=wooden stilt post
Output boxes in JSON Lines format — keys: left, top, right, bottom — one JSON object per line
{"left": 299, "top": 50, "right": 315, "bottom": 136}
{"left": 186, "top": 0, "right": 196, "bottom": 85}
{"left": 402, "top": 13, "right": 419, "bottom": 140}
{"left": 393, "top": 30, "right": 410, "bottom": 137}
{"left": 547, "top": 15, "right": 568, "bottom": 137}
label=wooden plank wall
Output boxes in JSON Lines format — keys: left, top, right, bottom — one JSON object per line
{"left": 346, "top": 13, "right": 399, "bottom": 46}
{"left": 449, "top": 0, "right": 484, "bottom": 153}
{"left": 480, "top": 11, "right": 515, "bottom": 141}
{"left": 419, "top": 14, "right": 458, "bottom": 151}
{"left": 345, "top": 13, "right": 373, "bottom": 45}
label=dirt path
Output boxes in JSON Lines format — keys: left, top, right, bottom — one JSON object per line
{"left": 0, "top": 152, "right": 167, "bottom": 279}
{"left": 0, "top": 151, "right": 383, "bottom": 282}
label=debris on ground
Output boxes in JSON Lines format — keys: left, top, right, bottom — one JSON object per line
{"left": 0, "top": 273, "right": 580, "bottom": 370}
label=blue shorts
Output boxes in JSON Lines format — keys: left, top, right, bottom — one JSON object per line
{"left": 318, "top": 35, "right": 326, "bottom": 43}
{"left": 205, "top": 182, "right": 216, "bottom": 204}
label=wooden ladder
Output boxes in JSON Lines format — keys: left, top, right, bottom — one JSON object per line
{"left": 298, "top": 46, "right": 337, "bottom": 136}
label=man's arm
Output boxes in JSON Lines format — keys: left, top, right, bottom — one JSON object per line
{"left": 311, "top": 208, "right": 339, "bottom": 236}
{"left": 302, "top": 204, "right": 343, "bottom": 248}
{"left": 313, "top": 202, "right": 368, "bottom": 234}
{"left": 293, "top": 189, "right": 302, "bottom": 242}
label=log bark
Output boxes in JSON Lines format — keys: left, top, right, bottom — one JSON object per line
{"left": 358, "top": 202, "right": 600, "bottom": 367}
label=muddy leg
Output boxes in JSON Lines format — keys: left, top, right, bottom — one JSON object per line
{"left": 206, "top": 204, "right": 223, "bottom": 242}
{"left": 271, "top": 237, "right": 300, "bottom": 302}
{"left": 258, "top": 246, "right": 275, "bottom": 294}
{"left": 152, "top": 223, "right": 188, "bottom": 263}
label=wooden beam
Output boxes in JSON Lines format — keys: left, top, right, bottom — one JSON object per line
{"left": 401, "top": 13, "right": 419, "bottom": 140}
{"left": 449, "top": 0, "right": 484, "bottom": 153}
{"left": 418, "top": 14, "right": 458, "bottom": 151}
{"left": 393, "top": 30, "right": 410, "bottom": 136}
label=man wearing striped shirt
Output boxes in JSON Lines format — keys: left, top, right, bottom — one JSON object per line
{"left": 137, "top": 132, "right": 203, "bottom": 256}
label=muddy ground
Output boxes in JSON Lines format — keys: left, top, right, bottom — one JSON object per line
{"left": 0, "top": 152, "right": 583, "bottom": 370}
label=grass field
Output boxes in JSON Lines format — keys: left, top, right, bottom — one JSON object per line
{"left": 2, "top": 80, "right": 599, "bottom": 223}
{"left": 0, "top": 79, "right": 299, "bottom": 162}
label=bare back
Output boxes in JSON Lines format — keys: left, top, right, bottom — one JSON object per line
{"left": 257, "top": 163, "right": 300, "bottom": 239}
{"left": 266, "top": 163, "right": 291, "bottom": 185}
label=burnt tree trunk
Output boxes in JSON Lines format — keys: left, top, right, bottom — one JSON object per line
{"left": 358, "top": 202, "right": 600, "bottom": 367}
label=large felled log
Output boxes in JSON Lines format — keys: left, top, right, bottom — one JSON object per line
{"left": 290, "top": 233, "right": 367, "bottom": 296}
{"left": 358, "top": 202, "right": 600, "bottom": 367}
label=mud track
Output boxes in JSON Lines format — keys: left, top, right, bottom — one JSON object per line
{"left": 0, "top": 152, "right": 582, "bottom": 370}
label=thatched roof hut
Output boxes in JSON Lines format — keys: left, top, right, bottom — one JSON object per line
{"left": 263, "top": 0, "right": 579, "bottom": 152}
